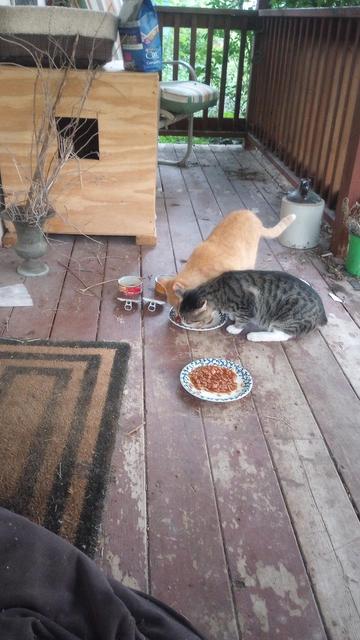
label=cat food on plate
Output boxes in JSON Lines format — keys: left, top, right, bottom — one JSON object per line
{"left": 189, "top": 365, "right": 238, "bottom": 394}
{"left": 180, "top": 358, "right": 253, "bottom": 403}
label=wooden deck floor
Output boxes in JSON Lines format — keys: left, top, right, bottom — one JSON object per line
{"left": 1, "top": 145, "right": 360, "bottom": 640}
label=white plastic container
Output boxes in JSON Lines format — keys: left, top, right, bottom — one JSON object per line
{"left": 278, "top": 180, "right": 325, "bottom": 249}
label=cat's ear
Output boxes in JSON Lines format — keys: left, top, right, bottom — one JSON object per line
{"left": 173, "top": 281, "right": 186, "bottom": 299}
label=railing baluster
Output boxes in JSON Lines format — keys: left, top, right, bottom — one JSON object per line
{"left": 281, "top": 18, "right": 303, "bottom": 164}
{"left": 312, "top": 18, "right": 341, "bottom": 193}
{"left": 189, "top": 14, "right": 197, "bottom": 72}
{"left": 205, "top": 15, "right": 214, "bottom": 85}
{"left": 292, "top": 17, "right": 317, "bottom": 175}
{"left": 285, "top": 17, "right": 308, "bottom": 168}
{"left": 260, "top": 17, "right": 276, "bottom": 146}
{"left": 300, "top": 19, "right": 325, "bottom": 176}
{"left": 173, "top": 15, "right": 180, "bottom": 80}
{"left": 273, "top": 18, "right": 292, "bottom": 155}
{"left": 327, "top": 19, "right": 358, "bottom": 208}
{"left": 254, "top": 17, "right": 274, "bottom": 140}
{"left": 332, "top": 72, "right": 360, "bottom": 255}
{"left": 234, "top": 30, "right": 247, "bottom": 121}
{"left": 246, "top": 30, "right": 258, "bottom": 136}
{"left": 204, "top": 15, "right": 214, "bottom": 126}
{"left": 218, "top": 17, "right": 231, "bottom": 126}
{"left": 276, "top": 18, "right": 296, "bottom": 158}
{"left": 263, "top": 17, "right": 277, "bottom": 140}
{"left": 306, "top": 18, "right": 333, "bottom": 184}
{"left": 267, "top": 17, "right": 285, "bottom": 149}
{"left": 323, "top": 19, "right": 356, "bottom": 205}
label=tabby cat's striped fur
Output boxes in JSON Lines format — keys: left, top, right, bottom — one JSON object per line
{"left": 179, "top": 270, "right": 327, "bottom": 342}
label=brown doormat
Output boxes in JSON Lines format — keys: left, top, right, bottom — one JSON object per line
{"left": 0, "top": 340, "right": 130, "bottom": 557}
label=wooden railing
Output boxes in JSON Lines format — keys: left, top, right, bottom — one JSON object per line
{"left": 157, "top": 6, "right": 259, "bottom": 137}
{"left": 247, "top": 8, "right": 360, "bottom": 254}
{"left": 156, "top": 6, "right": 360, "bottom": 254}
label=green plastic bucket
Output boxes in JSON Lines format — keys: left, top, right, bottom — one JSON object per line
{"left": 345, "top": 233, "right": 360, "bottom": 277}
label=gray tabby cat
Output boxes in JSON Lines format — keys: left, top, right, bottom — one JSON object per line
{"left": 178, "top": 270, "right": 327, "bottom": 342}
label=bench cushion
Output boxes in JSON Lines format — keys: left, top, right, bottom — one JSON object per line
{"left": 160, "top": 80, "right": 218, "bottom": 115}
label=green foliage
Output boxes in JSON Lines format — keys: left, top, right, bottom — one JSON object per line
{"left": 158, "top": 0, "right": 255, "bottom": 118}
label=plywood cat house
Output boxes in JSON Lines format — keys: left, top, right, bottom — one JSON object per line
{"left": 0, "top": 67, "right": 158, "bottom": 245}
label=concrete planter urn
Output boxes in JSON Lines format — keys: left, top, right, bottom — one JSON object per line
{"left": 1, "top": 207, "right": 55, "bottom": 277}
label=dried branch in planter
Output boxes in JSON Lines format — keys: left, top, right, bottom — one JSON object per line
{"left": 0, "top": 33, "right": 98, "bottom": 226}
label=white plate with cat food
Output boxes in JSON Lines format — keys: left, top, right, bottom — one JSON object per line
{"left": 180, "top": 358, "right": 253, "bottom": 403}
{"left": 169, "top": 307, "right": 227, "bottom": 331}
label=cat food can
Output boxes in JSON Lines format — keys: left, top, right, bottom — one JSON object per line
{"left": 118, "top": 276, "right": 142, "bottom": 297}
{"left": 155, "top": 275, "right": 172, "bottom": 296}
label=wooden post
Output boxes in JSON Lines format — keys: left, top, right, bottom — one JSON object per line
{"left": 331, "top": 80, "right": 360, "bottom": 257}
{"left": 245, "top": 0, "right": 269, "bottom": 148}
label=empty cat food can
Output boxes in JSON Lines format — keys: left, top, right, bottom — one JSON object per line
{"left": 118, "top": 276, "right": 142, "bottom": 297}
{"left": 154, "top": 275, "right": 172, "bottom": 296}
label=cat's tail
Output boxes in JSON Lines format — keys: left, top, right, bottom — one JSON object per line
{"left": 261, "top": 214, "right": 296, "bottom": 238}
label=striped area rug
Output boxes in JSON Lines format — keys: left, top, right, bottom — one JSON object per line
{"left": 0, "top": 340, "right": 130, "bottom": 556}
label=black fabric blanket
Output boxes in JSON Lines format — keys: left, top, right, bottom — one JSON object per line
{"left": 0, "top": 508, "right": 206, "bottom": 640}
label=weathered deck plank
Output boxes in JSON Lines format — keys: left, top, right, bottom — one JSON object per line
{"left": 309, "top": 252, "right": 360, "bottom": 329}
{"left": 2, "top": 235, "right": 73, "bottom": 340}
{"left": 171, "top": 146, "right": 326, "bottom": 639}
{"left": 141, "top": 156, "right": 239, "bottom": 640}
{"left": 272, "top": 438, "right": 360, "bottom": 640}
{"left": 50, "top": 236, "right": 106, "bottom": 341}
{"left": 96, "top": 237, "right": 148, "bottom": 592}
{"left": 0, "top": 246, "right": 26, "bottom": 335}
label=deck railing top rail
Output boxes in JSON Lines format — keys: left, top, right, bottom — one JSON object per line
{"left": 259, "top": 7, "right": 360, "bottom": 18}
{"left": 157, "top": 6, "right": 259, "bottom": 29}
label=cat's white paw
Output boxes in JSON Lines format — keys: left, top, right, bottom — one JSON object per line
{"left": 226, "top": 324, "right": 244, "bottom": 335}
{"left": 247, "top": 330, "right": 292, "bottom": 342}
{"left": 247, "top": 332, "right": 263, "bottom": 341}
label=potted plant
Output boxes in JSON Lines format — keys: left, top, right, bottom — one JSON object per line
{"left": 0, "top": 34, "right": 100, "bottom": 276}
{"left": 344, "top": 198, "right": 360, "bottom": 277}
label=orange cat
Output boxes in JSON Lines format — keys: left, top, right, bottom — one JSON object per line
{"left": 161, "top": 209, "right": 296, "bottom": 309}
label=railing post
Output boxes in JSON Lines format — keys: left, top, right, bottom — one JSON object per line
{"left": 331, "top": 80, "right": 360, "bottom": 258}
{"left": 245, "top": 0, "right": 267, "bottom": 149}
